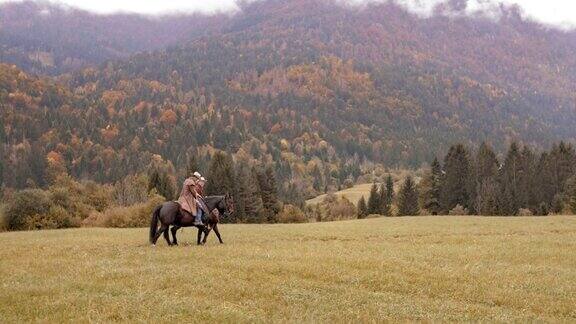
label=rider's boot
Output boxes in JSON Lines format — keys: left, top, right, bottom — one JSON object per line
{"left": 193, "top": 213, "right": 204, "bottom": 226}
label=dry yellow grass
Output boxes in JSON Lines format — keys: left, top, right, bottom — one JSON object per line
{"left": 306, "top": 183, "right": 374, "bottom": 206}
{"left": 1, "top": 216, "right": 576, "bottom": 322}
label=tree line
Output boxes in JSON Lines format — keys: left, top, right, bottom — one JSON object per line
{"left": 360, "top": 142, "right": 576, "bottom": 216}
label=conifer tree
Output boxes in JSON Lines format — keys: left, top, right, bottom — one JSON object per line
{"left": 441, "top": 144, "right": 472, "bottom": 213}
{"left": 378, "top": 183, "right": 390, "bottom": 216}
{"left": 386, "top": 174, "right": 394, "bottom": 205}
{"left": 500, "top": 142, "right": 522, "bottom": 215}
{"left": 367, "top": 182, "right": 380, "bottom": 214}
{"left": 234, "top": 164, "right": 264, "bottom": 223}
{"left": 570, "top": 182, "right": 576, "bottom": 215}
{"left": 256, "top": 165, "right": 281, "bottom": 222}
{"left": 357, "top": 196, "right": 368, "bottom": 219}
{"left": 206, "top": 152, "right": 236, "bottom": 196}
{"left": 475, "top": 143, "right": 500, "bottom": 215}
{"left": 398, "top": 176, "right": 420, "bottom": 216}
{"left": 147, "top": 165, "right": 176, "bottom": 200}
{"left": 186, "top": 154, "right": 199, "bottom": 178}
{"left": 420, "top": 158, "right": 442, "bottom": 215}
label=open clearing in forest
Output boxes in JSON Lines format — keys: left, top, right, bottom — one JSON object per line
{"left": 306, "top": 183, "right": 374, "bottom": 206}
{"left": 1, "top": 216, "right": 576, "bottom": 322}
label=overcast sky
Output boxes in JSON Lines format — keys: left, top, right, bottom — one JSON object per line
{"left": 2, "top": 0, "right": 576, "bottom": 28}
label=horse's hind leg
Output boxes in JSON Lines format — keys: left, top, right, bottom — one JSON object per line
{"left": 171, "top": 226, "right": 180, "bottom": 245}
{"left": 163, "top": 227, "right": 171, "bottom": 246}
{"left": 152, "top": 224, "right": 169, "bottom": 245}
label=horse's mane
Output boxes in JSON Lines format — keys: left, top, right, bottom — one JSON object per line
{"left": 203, "top": 195, "right": 226, "bottom": 210}
{"left": 203, "top": 195, "right": 225, "bottom": 204}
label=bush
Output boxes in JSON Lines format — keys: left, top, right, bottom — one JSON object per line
{"left": 82, "top": 194, "right": 164, "bottom": 228}
{"left": 5, "top": 189, "right": 53, "bottom": 230}
{"left": 0, "top": 204, "right": 7, "bottom": 232}
{"left": 24, "top": 205, "right": 81, "bottom": 229}
{"left": 535, "top": 203, "right": 550, "bottom": 216}
{"left": 48, "top": 186, "right": 91, "bottom": 220}
{"left": 448, "top": 204, "right": 469, "bottom": 216}
{"left": 518, "top": 208, "right": 533, "bottom": 217}
{"left": 82, "top": 181, "right": 113, "bottom": 212}
{"left": 311, "top": 194, "right": 357, "bottom": 222}
{"left": 113, "top": 174, "right": 149, "bottom": 206}
{"left": 277, "top": 204, "right": 308, "bottom": 223}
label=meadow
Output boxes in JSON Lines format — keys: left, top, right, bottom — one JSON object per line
{"left": 1, "top": 216, "right": 575, "bottom": 322}
{"left": 306, "top": 183, "right": 374, "bottom": 206}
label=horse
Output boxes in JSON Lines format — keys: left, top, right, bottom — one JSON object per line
{"left": 149, "top": 194, "right": 234, "bottom": 246}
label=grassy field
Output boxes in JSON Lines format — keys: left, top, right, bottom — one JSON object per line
{"left": 306, "top": 183, "right": 374, "bottom": 206}
{"left": 1, "top": 216, "right": 576, "bottom": 322}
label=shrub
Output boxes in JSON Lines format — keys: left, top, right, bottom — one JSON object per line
{"left": 82, "top": 194, "right": 164, "bottom": 228}
{"left": 518, "top": 208, "right": 533, "bottom": 217}
{"left": 5, "top": 189, "right": 53, "bottom": 230}
{"left": 24, "top": 205, "right": 81, "bottom": 230}
{"left": 277, "top": 204, "right": 308, "bottom": 223}
{"left": 48, "top": 186, "right": 91, "bottom": 220}
{"left": 535, "top": 203, "right": 550, "bottom": 216}
{"left": 113, "top": 174, "right": 149, "bottom": 206}
{"left": 312, "top": 195, "right": 357, "bottom": 222}
{"left": 82, "top": 181, "right": 113, "bottom": 212}
{"left": 0, "top": 204, "right": 7, "bottom": 231}
{"left": 551, "top": 194, "right": 564, "bottom": 214}
{"left": 448, "top": 204, "right": 469, "bottom": 216}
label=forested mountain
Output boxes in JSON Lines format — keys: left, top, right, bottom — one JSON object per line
{"left": 2, "top": 0, "right": 576, "bottom": 202}
{"left": 0, "top": 1, "right": 226, "bottom": 75}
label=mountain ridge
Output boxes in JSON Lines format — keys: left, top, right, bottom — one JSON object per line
{"left": 1, "top": 0, "right": 576, "bottom": 200}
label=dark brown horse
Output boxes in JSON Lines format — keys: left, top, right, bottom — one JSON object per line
{"left": 149, "top": 194, "right": 234, "bottom": 246}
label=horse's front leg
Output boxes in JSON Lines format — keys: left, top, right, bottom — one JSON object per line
{"left": 197, "top": 227, "right": 203, "bottom": 245}
{"left": 213, "top": 223, "right": 223, "bottom": 244}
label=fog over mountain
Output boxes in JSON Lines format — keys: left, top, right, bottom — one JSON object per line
{"left": 2, "top": 0, "right": 576, "bottom": 29}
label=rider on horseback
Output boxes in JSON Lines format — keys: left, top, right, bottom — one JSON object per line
{"left": 177, "top": 171, "right": 209, "bottom": 226}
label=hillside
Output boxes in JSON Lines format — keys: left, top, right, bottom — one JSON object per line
{"left": 2, "top": 0, "right": 576, "bottom": 200}
{"left": 1, "top": 217, "right": 575, "bottom": 321}
{"left": 0, "top": 1, "right": 227, "bottom": 75}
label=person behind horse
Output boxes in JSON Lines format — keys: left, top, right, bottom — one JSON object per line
{"left": 177, "top": 172, "right": 208, "bottom": 226}
{"left": 195, "top": 176, "right": 212, "bottom": 228}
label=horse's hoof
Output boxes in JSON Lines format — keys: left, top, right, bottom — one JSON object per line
{"left": 151, "top": 244, "right": 156, "bottom": 247}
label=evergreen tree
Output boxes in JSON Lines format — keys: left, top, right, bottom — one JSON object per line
{"left": 500, "top": 142, "right": 522, "bottom": 215}
{"left": 534, "top": 152, "right": 556, "bottom": 207}
{"left": 234, "top": 163, "right": 264, "bottom": 223}
{"left": 378, "top": 183, "right": 390, "bottom": 216}
{"left": 256, "top": 165, "right": 281, "bottom": 222}
{"left": 570, "top": 180, "right": 576, "bottom": 215}
{"left": 398, "top": 176, "right": 420, "bottom": 216}
{"left": 185, "top": 153, "right": 199, "bottom": 178}
{"left": 367, "top": 182, "right": 380, "bottom": 215}
{"left": 386, "top": 174, "right": 394, "bottom": 206}
{"left": 357, "top": 196, "right": 368, "bottom": 219}
{"left": 550, "top": 142, "right": 576, "bottom": 196}
{"left": 147, "top": 166, "right": 176, "bottom": 200}
{"left": 420, "top": 158, "right": 442, "bottom": 215}
{"left": 441, "top": 144, "right": 472, "bottom": 213}
{"left": 206, "top": 152, "right": 236, "bottom": 196}
{"left": 312, "top": 164, "right": 323, "bottom": 192}
{"left": 475, "top": 143, "right": 500, "bottom": 215}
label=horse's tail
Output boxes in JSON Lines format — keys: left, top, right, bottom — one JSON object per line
{"left": 149, "top": 205, "right": 162, "bottom": 244}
